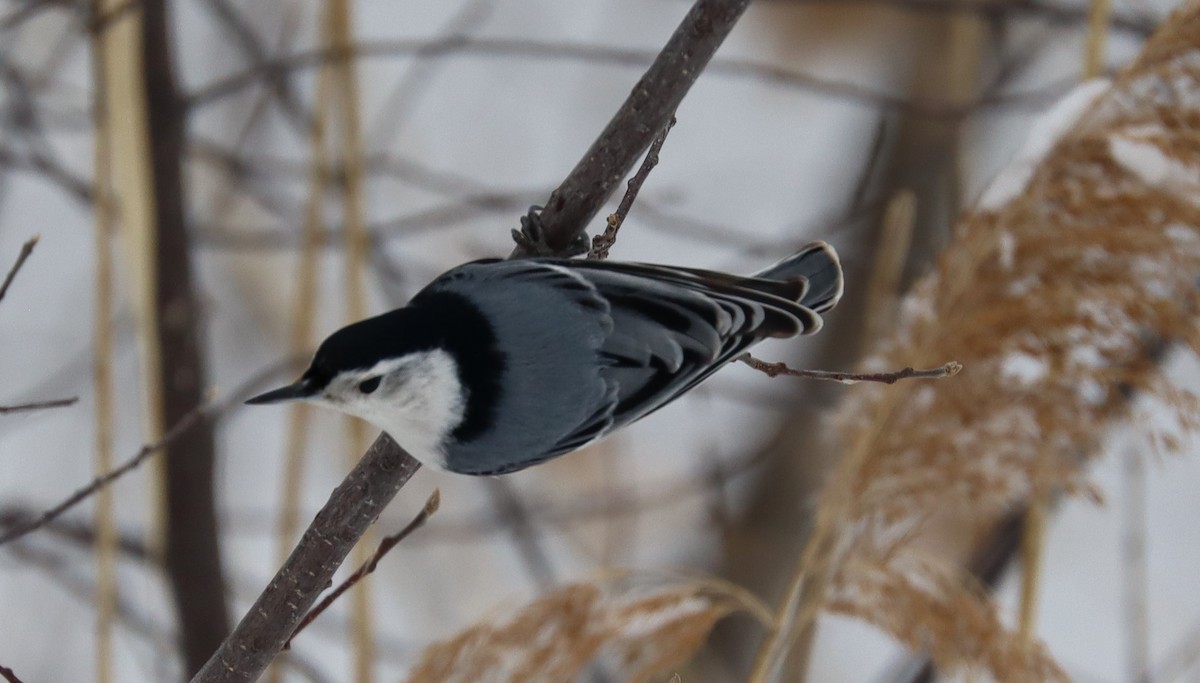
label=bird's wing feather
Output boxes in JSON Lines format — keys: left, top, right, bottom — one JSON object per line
{"left": 565, "top": 259, "right": 823, "bottom": 334}
{"left": 543, "top": 257, "right": 825, "bottom": 444}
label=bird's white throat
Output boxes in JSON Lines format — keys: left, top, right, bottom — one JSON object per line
{"left": 326, "top": 349, "right": 465, "bottom": 469}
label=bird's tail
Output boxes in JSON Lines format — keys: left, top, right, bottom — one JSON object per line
{"left": 754, "top": 241, "right": 843, "bottom": 313}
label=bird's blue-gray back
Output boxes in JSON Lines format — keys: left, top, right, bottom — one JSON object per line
{"left": 428, "top": 260, "right": 616, "bottom": 474}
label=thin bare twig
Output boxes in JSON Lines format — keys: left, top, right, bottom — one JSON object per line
{"left": 0, "top": 358, "right": 295, "bottom": 547}
{"left": 775, "top": 0, "right": 1156, "bottom": 34}
{"left": 367, "top": 0, "right": 496, "bottom": 153}
{"left": 0, "top": 235, "right": 37, "bottom": 303}
{"left": 0, "top": 664, "right": 24, "bottom": 683}
{"left": 196, "top": 0, "right": 307, "bottom": 286}
{"left": 737, "top": 354, "right": 962, "bottom": 384}
{"left": 0, "top": 0, "right": 1156, "bottom": 37}
{"left": 0, "top": 0, "right": 140, "bottom": 33}
{"left": 3, "top": 532, "right": 175, "bottom": 652}
{"left": 0, "top": 505, "right": 149, "bottom": 560}
{"left": 284, "top": 490, "right": 441, "bottom": 649}
{"left": 519, "top": 0, "right": 751, "bottom": 253}
{"left": 588, "top": 116, "right": 676, "bottom": 260}
{"left": 193, "top": 193, "right": 535, "bottom": 251}
{"left": 196, "top": 0, "right": 310, "bottom": 130}
{"left": 0, "top": 504, "right": 345, "bottom": 683}
{"left": 0, "top": 145, "right": 94, "bottom": 204}
{"left": 0, "top": 396, "right": 78, "bottom": 414}
{"left": 0, "top": 400, "right": 211, "bottom": 547}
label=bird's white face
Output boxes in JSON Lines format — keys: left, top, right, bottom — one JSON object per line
{"left": 305, "top": 350, "right": 466, "bottom": 469}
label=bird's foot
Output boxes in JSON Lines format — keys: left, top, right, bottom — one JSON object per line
{"left": 512, "top": 205, "right": 589, "bottom": 258}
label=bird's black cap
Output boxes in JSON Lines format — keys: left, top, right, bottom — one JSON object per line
{"left": 244, "top": 290, "right": 505, "bottom": 443}
{"left": 244, "top": 308, "right": 422, "bottom": 406}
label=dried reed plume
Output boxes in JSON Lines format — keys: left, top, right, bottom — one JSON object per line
{"left": 753, "top": 1, "right": 1200, "bottom": 680}
{"left": 404, "top": 573, "right": 769, "bottom": 683}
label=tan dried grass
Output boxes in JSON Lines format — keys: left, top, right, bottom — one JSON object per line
{"left": 752, "top": 1, "right": 1200, "bottom": 680}
{"left": 404, "top": 573, "right": 767, "bottom": 683}
{"left": 827, "top": 552, "right": 1063, "bottom": 682}
{"left": 89, "top": 5, "right": 118, "bottom": 679}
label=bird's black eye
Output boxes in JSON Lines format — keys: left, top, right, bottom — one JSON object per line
{"left": 358, "top": 376, "right": 381, "bottom": 394}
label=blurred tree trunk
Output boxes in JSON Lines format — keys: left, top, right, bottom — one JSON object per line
{"left": 141, "top": 0, "right": 231, "bottom": 673}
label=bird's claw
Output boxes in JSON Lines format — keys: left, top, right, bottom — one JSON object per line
{"left": 513, "top": 205, "right": 589, "bottom": 258}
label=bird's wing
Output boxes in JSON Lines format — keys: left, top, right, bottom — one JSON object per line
{"left": 550, "top": 257, "right": 827, "bottom": 438}
{"left": 429, "top": 257, "right": 828, "bottom": 472}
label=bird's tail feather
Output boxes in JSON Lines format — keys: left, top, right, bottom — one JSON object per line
{"left": 755, "top": 241, "right": 843, "bottom": 313}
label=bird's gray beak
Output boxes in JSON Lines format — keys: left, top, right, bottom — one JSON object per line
{"left": 245, "top": 378, "right": 318, "bottom": 405}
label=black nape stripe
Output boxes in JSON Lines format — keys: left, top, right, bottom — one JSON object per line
{"left": 413, "top": 291, "right": 506, "bottom": 442}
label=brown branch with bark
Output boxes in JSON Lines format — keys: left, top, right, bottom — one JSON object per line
{"left": 284, "top": 490, "right": 440, "bottom": 650}
{"left": 0, "top": 664, "right": 24, "bottom": 683}
{"left": 193, "top": 433, "right": 422, "bottom": 682}
{"left": 192, "top": 1, "right": 753, "bottom": 680}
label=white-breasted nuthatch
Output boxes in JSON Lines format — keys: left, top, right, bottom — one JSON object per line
{"left": 247, "top": 242, "right": 843, "bottom": 475}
